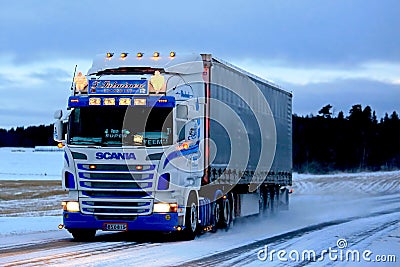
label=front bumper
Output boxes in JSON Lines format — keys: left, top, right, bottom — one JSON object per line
{"left": 63, "top": 211, "right": 179, "bottom": 232}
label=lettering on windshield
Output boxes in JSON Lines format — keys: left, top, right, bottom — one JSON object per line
{"left": 105, "top": 129, "right": 123, "bottom": 139}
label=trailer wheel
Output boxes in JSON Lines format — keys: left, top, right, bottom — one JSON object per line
{"left": 280, "top": 188, "right": 290, "bottom": 210}
{"left": 271, "top": 187, "right": 280, "bottom": 213}
{"left": 69, "top": 229, "right": 96, "bottom": 242}
{"left": 258, "top": 189, "right": 266, "bottom": 217}
{"left": 181, "top": 192, "right": 198, "bottom": 240}
{"left": 265, "top": 190, "right": 273, "bottom": 216}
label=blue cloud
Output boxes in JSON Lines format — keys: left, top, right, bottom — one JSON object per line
{"left": 1, "top": 0, "right": 399, "bottom": 65}
{"left": 0, "top": 0, "right": 399, "bottom": 127}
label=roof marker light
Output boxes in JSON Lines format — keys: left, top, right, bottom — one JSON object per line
{"left": 137, "top": 52, "right": 143, "bottom": 58}
{"left": 153, "top": 51, "right": 160, "bottom": 58}
{"left": 106, "top": 52, "right": 114, "bottom": 58}
{"left": 169, "top": 51, "right": 176, "bottom": 57}
{"left": 120, "top": 52, "right": 128, "bottom": 59}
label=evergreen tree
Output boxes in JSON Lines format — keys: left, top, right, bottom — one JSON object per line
{"left": 337, "top": 111, "right": 344, "bottom": 120}
{"left": 318, "top": 104, "right": 333, "bottom": 118}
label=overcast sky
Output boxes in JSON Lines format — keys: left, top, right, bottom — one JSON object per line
{"left": 0, "top": 0, "right": 399, "bottom": 128}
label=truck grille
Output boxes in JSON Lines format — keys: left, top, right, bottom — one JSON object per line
{"left": 80, "top": 172, "right": 153, "bottom": 180}
{"left": 77, "top": 163, "right": 156, "bottom": 216}
{"left": 82, "top": 190, "right": 149, "bottom": 198}
{"left": 80, "top": 199, "right": 152, "bottom": 215}
{"left": 79, "top": 181, "right": 152, "bottom": 189}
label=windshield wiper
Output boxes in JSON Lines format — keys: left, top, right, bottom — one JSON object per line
{"left": 102, "top": 141, "right": 122, "bottom": 147}
{"left": 70, "top": 141, "right": 103, "bottom": 146}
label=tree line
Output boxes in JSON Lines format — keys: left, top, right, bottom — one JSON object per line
{"left": 293, "top": 104, "right": 400, "bottom": 173}
{"left": 0, "top": 125, "right": 55, "bottom": 147}
{"left": 0, "top": 104, "right": 399, "bottom": 173}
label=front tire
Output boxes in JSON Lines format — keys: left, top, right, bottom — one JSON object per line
{"left": 181, "top": 192, "right": 198, "bottom": 240}
{"left": 69, "top": 229, "right": 96, "bottom": 242}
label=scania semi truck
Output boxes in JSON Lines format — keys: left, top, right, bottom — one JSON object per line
{"left": 54, "top": 51, "right": 292, "bottom": 241}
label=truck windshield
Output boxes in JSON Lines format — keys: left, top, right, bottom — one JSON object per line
{"left": 68, "top": 106, "right": 173, "bottom": 147}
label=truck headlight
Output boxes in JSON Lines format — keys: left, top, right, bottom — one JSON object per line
{"left": 153, "top": 203, "right": 178, "bottom": 213}
{"left": 62, "top": 201, "right": 80, "bottom": 212}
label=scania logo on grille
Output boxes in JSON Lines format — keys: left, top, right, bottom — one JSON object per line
{"left": 95, "top": 152, "right": 136, "bottom": 160}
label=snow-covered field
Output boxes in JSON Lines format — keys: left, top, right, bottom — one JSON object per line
{"left": 0, "top": 148, "right": 399, "bottom": 266}
{"left": 0, "top": 147, "right": 63, "bottom": 181}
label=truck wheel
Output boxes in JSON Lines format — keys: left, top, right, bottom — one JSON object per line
{"left": 69, "top": 229, "right": 96, "bottom": 242}
{"left": 219, "top": 197, "right": 232, "bottom": 230}
{"left": 181, "top": 192, "right": 198, "bottom": 240}
{"left": 210, "top": 200, "right": 220, "bottom": 233}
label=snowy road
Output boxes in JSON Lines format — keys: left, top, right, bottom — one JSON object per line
{"left": 1, "top": 171, "right": 399, "bottom": 266}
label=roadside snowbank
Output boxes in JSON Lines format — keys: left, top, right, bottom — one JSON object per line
{"left": 293, "top": 171, "right": 400, "bottom": 195}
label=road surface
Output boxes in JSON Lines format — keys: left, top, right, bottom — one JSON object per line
{"left": 1, "top": 172, "right": 399, "bottom": 266}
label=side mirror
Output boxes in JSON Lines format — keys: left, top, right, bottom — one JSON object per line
{"left": 54, "top": 120, "right": 64, "bottom": 142}
{"left": 54, "top": 110, "right": 63, "bottom": 120}
{"left": 176, "top": 105, "right": 188, "bottom": 120}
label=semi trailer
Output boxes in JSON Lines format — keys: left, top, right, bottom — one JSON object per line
{"left": 54, "top": 51, "right": 292, "bottom": 241}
